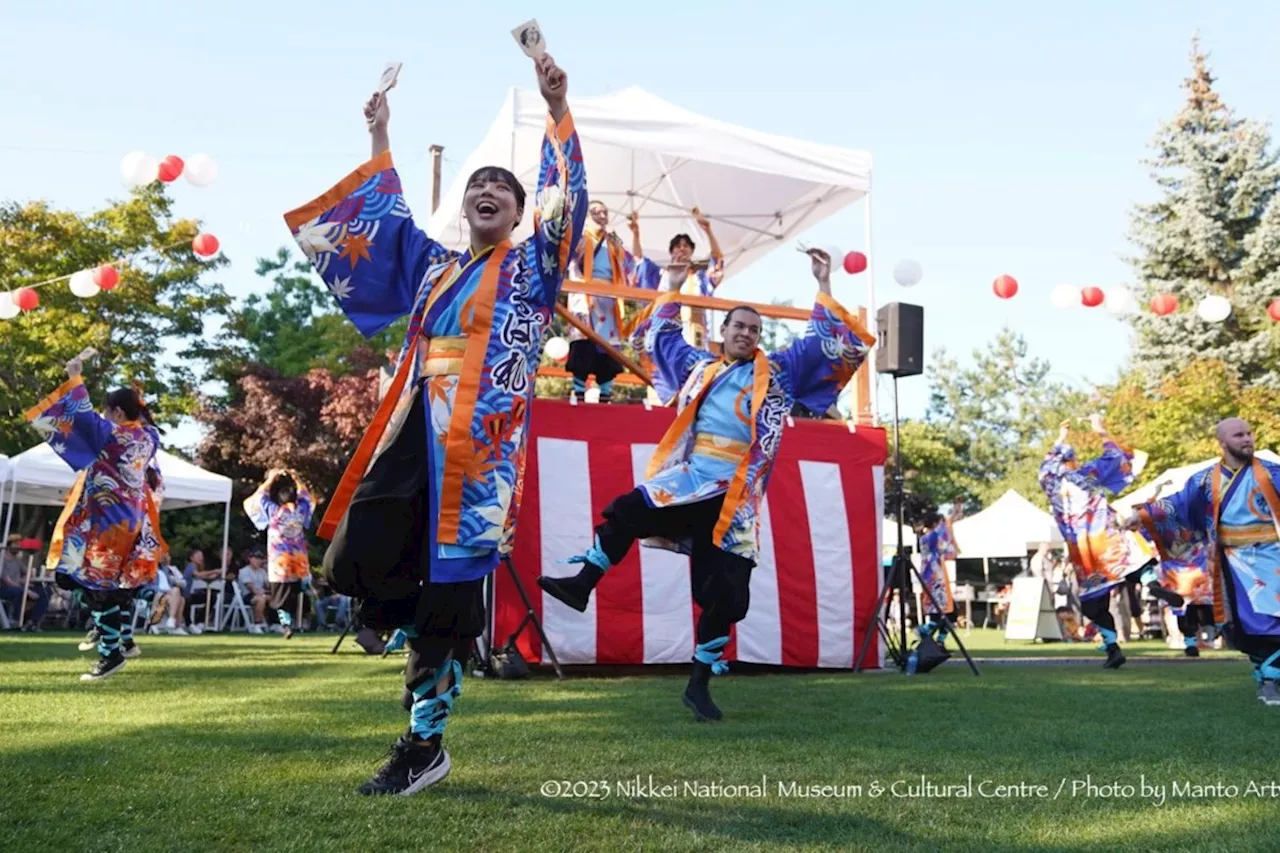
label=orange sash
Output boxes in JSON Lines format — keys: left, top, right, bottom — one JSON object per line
{"left": 317, "top": 243, "right": 511, "bottom": 541}
{"left": 645, "top": 349, "right": 771, "bottom": 547}
{"left": 578, "top": 227, "right": 627, "bottom": 334}
{"left": 1208, "top": 458, "right": 1280, "bottom": 624}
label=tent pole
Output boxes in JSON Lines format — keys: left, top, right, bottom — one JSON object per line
{"left": 216, "top": 498, "right": 231, "bottom": 630}
{"left": 864, "top": 187, "right": 877, "bottom": 425}
{"left": 1, "top": 468, "right": 19, "bottom": 546}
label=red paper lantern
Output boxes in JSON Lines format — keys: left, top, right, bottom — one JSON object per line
{"left": 192, "top": 232, "right": 220, "bottom": 257}
{"left": 1081, "top": 286, "right": 1105, "bottom": 307}
{"left": 14, "top": 288, "right": 38, "bottom": 311}
{"left": 158, "top": 155, "right": 185, "bottom": 183}
{"left": 1269, "top": 300, "right": 1280, "bottom": 322}
{"left": 1150, "top": 293, "right": 1178, "bottom": 316}
{"left": 93, "top": 265, "right": 119, "bottom": 290}
{"left": 992, "top": 274, "right": 1018, "bottom": 299}
{"left": 843, "top": 251, "right": 868, "bottom": 275}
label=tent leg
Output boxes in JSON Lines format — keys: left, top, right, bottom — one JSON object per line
{"left": 216, "top": 499, "right": 230, "bottom": 631}
{"left": 864, "top": 190, "right": 877, "bottom": 425}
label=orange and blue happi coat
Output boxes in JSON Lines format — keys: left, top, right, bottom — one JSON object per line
{"left": 244, "top": 485, "right": 314, "bottom": 583}
{"left": 1138, "top": 458, "right": 1280, "bottom": 634}
{"left": 627, "top": 289, "right": 874, "bottom": 561}
{"left": 1038, "top": 439, "right": 1148, "bottom": 601}
{"left": 24, "top": 378, "right": 165, "bottom": 590}
{"left": 567, "top": 227, "right": 635, "bottom": 346}
{"left": 283, "top": 110, "right": 586, "bottom": 584}
{"left": 919, "top": 518, "right": 958, "bottom": 615}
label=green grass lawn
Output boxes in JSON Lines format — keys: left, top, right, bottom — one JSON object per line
{"left": 0, "top": 631, "right": 1275, "bottom": 853}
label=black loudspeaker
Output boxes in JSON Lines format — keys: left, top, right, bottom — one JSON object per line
{"left": 875, "top": 302, "right": 924, "bottom": 377}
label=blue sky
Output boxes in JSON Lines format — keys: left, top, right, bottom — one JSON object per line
{"left": 3, "top": 0, "right": 1279, "bottom": 446}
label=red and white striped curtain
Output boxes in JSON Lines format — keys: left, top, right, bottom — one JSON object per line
{"left": 494, "top": 400, "right": 887, "bottom": 669}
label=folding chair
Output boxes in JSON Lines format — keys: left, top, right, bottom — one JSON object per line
{"left": 220, "top": 582, "right": 254, "bottom": 632}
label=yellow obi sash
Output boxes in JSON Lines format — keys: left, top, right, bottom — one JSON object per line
{"left": 417, "top": 336, "right": 467, "bottom": 377}
{"left": 1219, "top": 523, "right": 1280, "bottom": 548}
{"left": 692, "top": 433, "right": 751, "bottom": 464}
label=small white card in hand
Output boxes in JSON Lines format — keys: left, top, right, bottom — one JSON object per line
{"left": 512, "top": 19, "right": 546, "bottom": 58}
{"left": 378, "top": 62, "right": 402, "bottom": 94}
{"left": 77, "top": 347, "right": 97, "bottom": 361}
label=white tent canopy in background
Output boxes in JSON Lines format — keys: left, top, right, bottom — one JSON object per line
{"left": 880, "top": 517, "right": 918, "bottom": 556}
{"left": 426, "top": 86, "right": 873, "bottom": 278}
{"left": 952, "top": 490, "right": 1063, "bottom": 560}
{"left": 1111, "top": 450, "right": 1280, "bottom": 516}
{"left": 1, "top": 443, "right": 231, "bottom": 510}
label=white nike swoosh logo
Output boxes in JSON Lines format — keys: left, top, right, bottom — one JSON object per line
{"left": 407, "top": 767, "right": 429, "bottom": 785}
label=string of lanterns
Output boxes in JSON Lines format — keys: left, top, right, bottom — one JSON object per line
{"left": 0, "top": 151, "right": 221, "bottom": 321}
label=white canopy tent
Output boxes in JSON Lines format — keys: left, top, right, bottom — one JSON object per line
{"left": 952, "top": 490, "right": 1064, "bottom": 560}
{"left": 1111, "top": 449, "right": 1280, "bottom": 516}
{"left": 427, "top": 86, "right": 873, "bottom": 278}
{"left": 880, "top": 517, "right": 919, "bottom": 557}
{"left": 0, "top": 442, "right": 235, "bottom": 622}
{"left": 427, "top": 85, "right": 876, "bottom": 418}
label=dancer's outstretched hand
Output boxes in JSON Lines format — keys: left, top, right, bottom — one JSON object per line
{"left": 535, "top": 54, "right": 568, "bottom": 119}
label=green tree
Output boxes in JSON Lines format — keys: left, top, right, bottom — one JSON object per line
{"left": 0, "top": 187, "right": 231, "bottom": 455}
{"left": 926, "top": 327, "right": 1089, "bottom": 506}
{"left": 1127, "top": 40, "right": 1280, "bottom": 386}
{"left": 1099, "top": 359, "right": 1280, "bottom": 487}
{"left": 886, "top": 420, "right": 969, "bottom": 528}
{"left": 212, "top": 247, "right": 405, "bottom": 386}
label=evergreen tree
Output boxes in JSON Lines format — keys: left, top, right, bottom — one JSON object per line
{"left": 1128, "top": 39, "right": 1280, "bottom": 386}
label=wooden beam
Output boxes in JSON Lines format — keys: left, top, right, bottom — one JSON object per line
{"left": 564, "top": 278, "right": 815, "bottom": 321}
{"left": 553, "top": 305, "right": 654, "bottom": 386}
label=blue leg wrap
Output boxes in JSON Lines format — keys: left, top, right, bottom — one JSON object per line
{"left": 571, "top": 378, "right": 587, "bottom": 394}
{"left": 410, "top": 659, "right": 463, "bottom": 739}
{"left": 92, "top": 606, "right": 122, "bottom": 657}
{"left": 1140, "top": 567, "right": 1159, "bottom": 586}
{"left": 385, "top": 626, "right": 418, "bottom": 653}
{"left": 1259, "top": 650, "right": 1280, "bottom": 681}
{"left": 694, "top": 636, "right": 730, "bottom": 675}
{"left": 598, "top": 380, "right": 615, "bottom": 397}
{"left": 561, "top": 535, "right": 611, "bottom": 573}
{"left": 1098, "top": 626, "right": 1118, "bottom": 649}
{"left": 121, "top": 619, "right": 134, "bottom": 646}
{"left": 277, "top": 608, "right": 293, "bottom": 628}
{"left": 1184, "top": 635, "right": 1197, "bottom": 649}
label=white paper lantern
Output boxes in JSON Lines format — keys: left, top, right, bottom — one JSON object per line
{"left": 1104, "top": 287, "right": 1134, "bottom": 314}
{"left": 822, "top": 246, "right": 843, "bottom": 273}
{"left": 893, "top": 259, "right": 923, "bottom": 287}
{"left": 120, "top": 151, "right": 158, "bottom": 187}
{"left": 1050, "top": 284, "right": 1080, "bottom": 308}
{"left": 185, "top": 153, "right": 219, "bottom": 187}
{"left": 69, "top": 270, "right": 100, "bottom": 299}
{"left": 0, "top": 292, "right": 18, "bottom": 320}
{"left": 1197, "top": 294, "right": 1231, "bottom": 323}
{"left": 545, "top": 335, "right": 569, "bottom": 361}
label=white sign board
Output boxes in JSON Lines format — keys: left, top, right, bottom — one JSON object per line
{"left": 1003, "top": 577, "right": 1063, "bottom": 642}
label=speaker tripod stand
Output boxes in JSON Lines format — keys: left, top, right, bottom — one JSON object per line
{"left": 851, "top": 368, "right": 979, "bottom": 676}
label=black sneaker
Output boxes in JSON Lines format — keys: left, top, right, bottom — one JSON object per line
{"left": 283, "top": 627, "right": 294, "bottom": 640}
{"left": 682, "top": 660, "right": 723, "bottom": 722}
{"left": 121, "top": 642, "right": 141, "bottom": 659}
{"left": 537, "top": 563, "right": 605, "bottom": 613}
{"left": 80, "top": 654, "right": 127, "bottom": 682}
{"left": 1184, "top": 646, "right": 1200, "bottom": 658}
{"left": 357, "top": 735, "right": 451, "bottom": 796}
{"left": 77, "top": 629, "right": 100, "bottom": 652}
{"left": 1102, "top": 645, "right": 1127, "bottom": 670}
{"left": 1146, "top": 583, "right": 1185, "bottom": 608}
